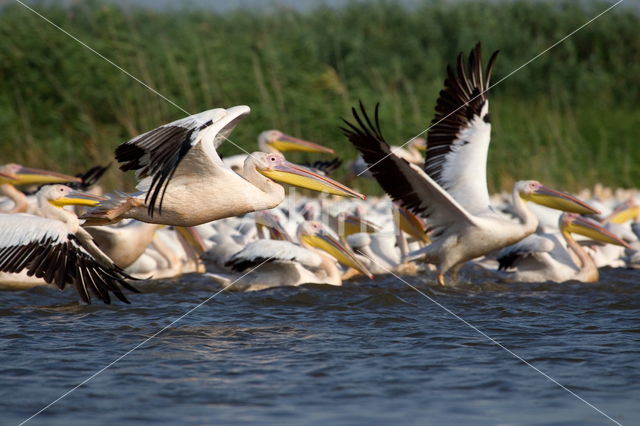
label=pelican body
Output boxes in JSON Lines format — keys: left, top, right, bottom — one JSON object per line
{"left": 496, "top": 213, "right": 630, "bottom": 283}
{"left": 83, "top": 106, "right": 363, "bottom": 227}
{"left": 210, "top": 221, "right": 372, "bottom": 291}
{"left": 343, "top": 44, "right": 599, "bottom": 285}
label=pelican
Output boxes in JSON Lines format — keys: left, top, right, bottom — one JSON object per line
{"left": 0, "top": 163, "right": 82, "bottom": 213}
{"left": 496, "top": 213, "right": 630, "bottom": 283}
{"left": 0, "top": 185, "right": 138, "bottom": 303}
{"left": 222, "top": 130, "right": 335, "bottom": 173}
{"left": 342, "top": 43, "right": 599, "bottom": 285}
{"left": 329, "top": 210, "right": 381, "bottom": 239}
{"left": 124, "top": 226, "right": 206, "bottom": 279}
{"left": 82, "top": 106, "right": 363, "bottom": 227}
{"left": 208, "top": 221, "right": 372, "bottom": 291}
{"left": 258, "top": 130, "right": 336, "bottom": 155}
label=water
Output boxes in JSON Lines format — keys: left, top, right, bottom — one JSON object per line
{"left": 1, "top": 268, "right": 639, "bottom": 425}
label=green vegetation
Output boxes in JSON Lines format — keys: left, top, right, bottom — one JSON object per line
{"left": 0, "top": 0, "right": 638, "bottom": 193}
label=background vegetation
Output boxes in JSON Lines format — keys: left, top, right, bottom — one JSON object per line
{"left": 0, "top": 0, "right": 638, "bottom": 193}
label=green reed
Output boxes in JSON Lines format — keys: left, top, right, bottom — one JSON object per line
{"left": 0, "top": 0, "right": 638, "bottom": 193}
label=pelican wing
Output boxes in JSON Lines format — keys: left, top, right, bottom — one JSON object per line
{"left": 115, "top": 107, "right": 250, "bottom": 216}
{"left": 425, "top": 43, "right": 499, "bottom": 215}
{"left": 0, "top": 214, "right": 138, "bottom": 304}
{"left": 342, "top": 103, "right": 476, "bottom": 236}
{"left": 496, "top": 234, "right": 555, "bottom": 271}
{"left": 225, "top": 240, "right": 322, "bottom": 272}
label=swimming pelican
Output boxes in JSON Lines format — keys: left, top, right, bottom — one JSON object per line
{"left": 342, "top": 44, "right": 599, "bottom": 285}
{"left": 82, "top": 106, "right": 363, "bottom": 227}
{"left": 0, "top": 163, "right": 82, "bottom": 213}
{"left": 0, "top": 185, "right": 138, "bottom": 303}
{"left": 496, "top": 213, "right": 630, "bottom": 283}
{"left": 208, "top": 221, "right": 372, "bottom": 290}
{"left": 222, "top": 130, "right": 336, "bottom": 173}
{"left": 258, "top": 130, "right": 336, "bottom": 155}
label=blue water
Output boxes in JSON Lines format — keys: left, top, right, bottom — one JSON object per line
{"left": 1, "top": 268, "right": 639, "bottom": 425}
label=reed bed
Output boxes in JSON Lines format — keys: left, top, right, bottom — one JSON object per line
{"left": 0, "top": 0, "right": 637, "bottom": 193}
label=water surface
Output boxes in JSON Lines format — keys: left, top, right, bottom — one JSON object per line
{"left": 1, "top": 269, "right": 639, "bottom": 425}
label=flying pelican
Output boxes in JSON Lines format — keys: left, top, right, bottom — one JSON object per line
{"left": 209, "top": 221, "right": 372, "bottom": 290}
{"left": 496, "top": 213, "right": 630, "bottom": 283}
{"left": 0, "top": 163, "right": 82, "bottom": 213}
{"left": 342, "top": 43, "right": 599, "bottom": 285}
{"left": 82, "top": 106, "right": 363, "bottom": 227}
{"left": 0, "top": 185, "right": 138, "bottom": 303}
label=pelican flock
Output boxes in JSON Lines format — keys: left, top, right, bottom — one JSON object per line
{"left": 1, "top": 42, "right": 638, "bottom": 304}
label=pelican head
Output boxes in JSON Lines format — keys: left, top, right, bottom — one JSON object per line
{"left": 258, "top": 130, "right": 335, "bottom": 154}
{"left": 561, "top": 213, "right": 631, "bottom": 248}
{"left": 298, "top": 221, "right": 373, "bottom": 279}
{"left": 606, "top": 200, "right": 640, "bottom": 224}
{"left": 0, "top": 163, "right": 81, "bottom": 186}
{"left": 39, "top": 184, "right": 107, "bottom": 208}
{"left": 517, "top": 180, "right": 600, "bottom": 215}
{"left": 254, "top": 152, "right": 365, "bottom": 199}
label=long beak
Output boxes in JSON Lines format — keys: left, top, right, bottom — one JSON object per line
{"left": 269, "top": 134, "right": 335, "bottom": 154}
{"left": 0, "top": 172, "right": 17, "bottom": 183}
{"left": 566, "top": 216, "right": 631, "bottom": 249}
{"left": 175, "top": 226, "right": 208, "bottom": 255}
{"left": 50, "top": 190, "right": 107, "bottom": 207}
{"left": 301, "top": 231, "right": 373, "bottom": 279}
{"left": 523, "top": 185, "right": 600, "bottom": 215}
{"left": 340, "top": 214, "right": 381, "bottom": 236}
{"left": 606, "top": 204, "right": 640, "bottom": 225}
{"left": 259, "top": 160, "right": 365, "bottom": 199}
{"left": 12, "top": 166, "right": 82, "bottom": 186}
{"left": 394, "top": 205, "right": 429, "bottom": 243}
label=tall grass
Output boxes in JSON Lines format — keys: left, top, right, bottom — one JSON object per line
{"left": 0, "top": 0, "right": 638, "bottom": 193}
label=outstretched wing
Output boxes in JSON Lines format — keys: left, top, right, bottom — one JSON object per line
{"left": 115, "top": 106, "right": 250, "bottom": 216}
{"left": 342, "top": 102, "right": 476, "bottom": 237}
{"left": 0, "top": 214, "right": 138, "bottom": 304}
{"left": 425, "top": 42, "right": 499, "bottom": 215}
{"left": 225, "top": 240, "right": 321, "bottom": 272}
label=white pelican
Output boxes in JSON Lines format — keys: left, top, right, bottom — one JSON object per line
{"left": 86, "top": 221, "right": 164, "bottom": 269}
{"left": 224, "top": 131, "right": 339, "bottom": 175}
{"left": 0, "top": 163, "right": 82, "bottom": 213}
{"left": 496, "top": 213, "right": 630, "bottom": 283}
{"left": 82, "top": 106, "right": 363, "bottom": 227}
{"left": 0, "top": 185, "right": 138, "bottom": 303}
{"left": 342, "top": 43, "right": 599, "bottom": 285}
{"left": 329, "top": 210, "right": 381, "bottom": 239}
{"left": 124, "top": 226, "right": 205, "bottom": 279}
{"left": 208, "top": 221, "right": 372, "bottom": 290}
{"left": 86, "top": 220, "right": 206, "bottom": 271}
{"left": 258, "top": 130, "right": 336, "bottom": 155}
